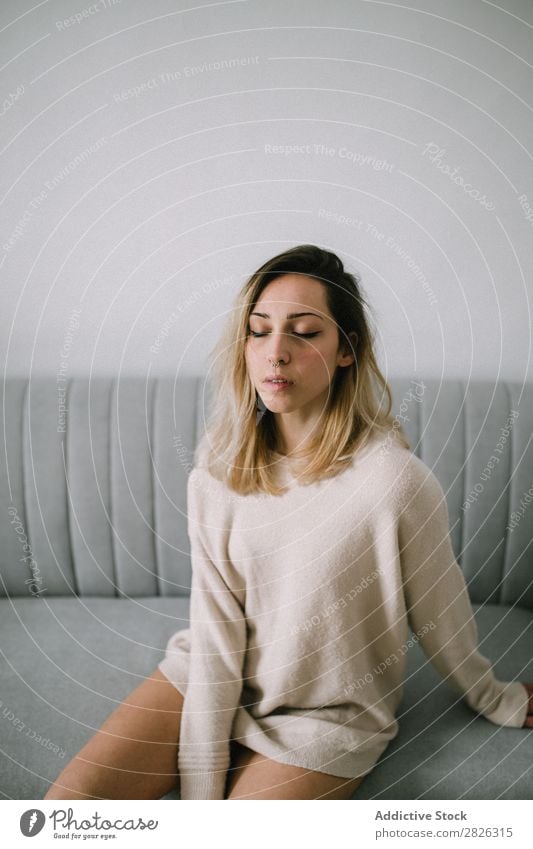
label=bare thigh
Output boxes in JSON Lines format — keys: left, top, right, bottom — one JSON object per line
{"left": 225, "top": 740, "right": 366, "bottom": 800}
{"left": 43, "top": 668, "right": 184, "bottom": 800}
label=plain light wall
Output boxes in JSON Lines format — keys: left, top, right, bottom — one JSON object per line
{"left": 1, "top": 0, "right": 532, "bottom": 383}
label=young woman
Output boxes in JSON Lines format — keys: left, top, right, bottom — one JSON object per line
{"left": 44, "top": 244, "right": 533, "bottom": 801}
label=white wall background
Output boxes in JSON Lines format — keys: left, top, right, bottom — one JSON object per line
{"left": 1, "top": 0, "right": 532, "bottom": 382}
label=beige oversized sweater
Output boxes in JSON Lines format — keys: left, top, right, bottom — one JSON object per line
{"left": 158, "top": 429, "right": 528, "bottom": 800}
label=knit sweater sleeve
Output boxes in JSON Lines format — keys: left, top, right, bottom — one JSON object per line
{"left": 177, "top": 470, "right": 247, "bottom": 800}
{"left": 398, "top": 460, "right": 528, "bottom": 728}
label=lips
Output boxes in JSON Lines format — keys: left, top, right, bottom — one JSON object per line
{"left": 263, "top": 376, "right": 293, "bottom": 384}
{"left": 264, "top": 378, "right": 294, "bottom": 392}
{"left": 264, "top": 380, "right": 293, "bottom": 387}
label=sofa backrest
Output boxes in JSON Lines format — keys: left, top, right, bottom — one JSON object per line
{"left": 1, "top": 376, "right": 532, "bottom": 609}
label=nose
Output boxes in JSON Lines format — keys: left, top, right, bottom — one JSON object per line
{"left": 267, "top": 331, "right": 290, "bottom": 365}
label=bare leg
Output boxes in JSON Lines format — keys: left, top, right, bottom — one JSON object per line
{"left": 43, "top": 668, "right": 184, "bottom": 800}
{"left": 226, "top": 740, "right": 366, "bottom": 800}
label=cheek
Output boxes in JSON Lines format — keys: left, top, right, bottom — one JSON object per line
{"left": 302, "top": 345, "right": 333, "bottom": 375}
{"left": 245, "top": 344, "right": 261, "bottom": 377}
{"left": 244, "top": 343, "right": 256, "bottom": 367}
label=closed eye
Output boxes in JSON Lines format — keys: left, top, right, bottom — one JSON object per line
{"left": 249, "top": 331, "right": 320, "bottom": 338}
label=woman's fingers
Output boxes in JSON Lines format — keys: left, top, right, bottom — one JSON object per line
{"left": 521, "top": 683, "right": 533, "bottom": 726}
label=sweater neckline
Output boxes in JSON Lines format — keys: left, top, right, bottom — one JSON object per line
{"left": 271, "top": 442, "right": 375, "bottom": 464}
{"left": 270, "top": 449, "right": 355, "bottom": 487}
{"left": 270, "top": 430, "right": 383, "bottom": 479}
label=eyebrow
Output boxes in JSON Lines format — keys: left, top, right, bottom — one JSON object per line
{"left": 250, "top": 311, "right": 324, "bottom": 320}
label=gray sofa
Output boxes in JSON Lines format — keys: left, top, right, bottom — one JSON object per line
{"left": 1, "top": 375, "right": 532, "bottom": 800}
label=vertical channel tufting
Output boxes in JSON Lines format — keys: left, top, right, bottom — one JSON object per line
{"left": 417, "top": 376, "right": 423, "bottom": 463}
{"left": 22, "top": 378, "right": 76, "bottom": 595}
{"left": 194, "top": 373, "right": 205, "bottom": 453}
{"left": 20, "top": 379, "right": 30, "bottom": 591}
{"left": 110, "top": 377, "right": 158, "bottom": 597}
{"left": 496, "top": 382, "right": 512, "bottom": 604}
{"left": 389, "top": 377, "right": 419, "bottom": 456}
{"left": 20, "top": 379, "right": 32, "bottom": 593}
{"left": 192, "top": 375, "right": 198, "bottom": 449}
{"left": 153, "top": 375, "right": 198, "bottom": 597}
{"left": 108, "top": 377, "right": 118, "bottom": 596}
{"left": 418, "top": 381, "right": 464, "bottom": 565}
{"left": 67, "top": 378, "right": 116, "bottom": 595}
{"left": 62, "top": 378, "right": 78, "bottom": 595}
{"left": 461, "top": 381, "right": 471, "bottom": 588}
{"left": 462, "top": 382, "right": 512, "bottom": 605}
{"left": 500, "top": 381, "right": 533, "bottom": 610}
{"left": 459, "top": 380, "right": 466, "bottom": 571}
{"left": 195, "top": 374, "right": 201, "bottom": 450}
{"left": 0, "top": 378, "right": 30, "bottom": 595}
{"left": 150, "top": 375, "right": 160, "bottom": 595}
{"left": 8, "top": 379, "right": 30, "bottom": 594}
{"left": 499, "top": 382, "right": 512, "bottom": 603}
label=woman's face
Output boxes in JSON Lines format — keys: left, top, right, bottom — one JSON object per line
{"left": 245, "top": 274, "right": 355, "bottom": 418}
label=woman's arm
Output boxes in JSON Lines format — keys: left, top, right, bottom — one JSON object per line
{"left": 398, "top": 461, "right": 530, "bottom": 729}
{"left": 178, "top": 472, "right": 247, "bottom": 800}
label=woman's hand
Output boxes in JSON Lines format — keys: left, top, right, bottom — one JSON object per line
{"left": 522, "top": 683, "right": 533, "bottom": 728}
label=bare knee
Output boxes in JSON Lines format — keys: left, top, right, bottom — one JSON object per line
{"left": 44, "top": 783, "right": 101, "bottom": 801}
{"left": 43, "top": 759, "right": 105, "bottom": 801}
{"left": 42, "top": 668, "right": 183, "bottom": 801}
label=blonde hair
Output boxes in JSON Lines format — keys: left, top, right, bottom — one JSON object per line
{"left": 196, "top": 244, "right": 410, "bottom": 496}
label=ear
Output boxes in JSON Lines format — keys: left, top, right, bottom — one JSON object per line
{"left": 338, "top": 331, "right": 358, "bottom": 367}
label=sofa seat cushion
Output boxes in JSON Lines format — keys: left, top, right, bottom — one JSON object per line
{"left": 354, "top": 603, "right": 533, "bottom": 799}
{"left": 0, "top": 598, "right": 531, "bottom": 800}
{"left": 0, "top": 596, "right": 189, "bottom": 800}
